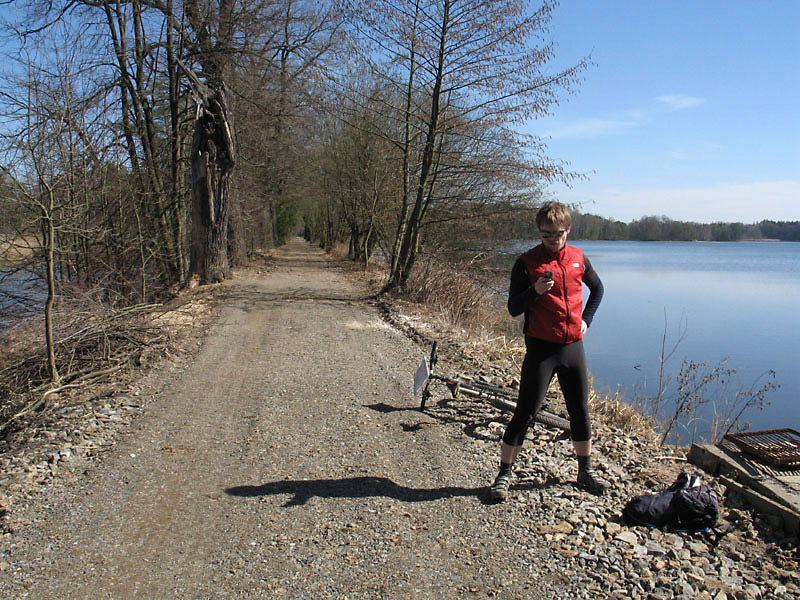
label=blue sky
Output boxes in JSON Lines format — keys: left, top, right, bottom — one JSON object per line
{"left": 530, "top": 0, "right": 800, "bottom": 224}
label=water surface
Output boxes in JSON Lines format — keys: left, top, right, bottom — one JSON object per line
{"left": 504, "top": 240, "right": 799, "bottom": 441}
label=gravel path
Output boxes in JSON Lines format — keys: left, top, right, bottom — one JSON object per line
{"left": 0, "top": 239, "right": 553, "bottom": 599}
{"left": 1, "top": 238, "right": 797, "bottom": 600}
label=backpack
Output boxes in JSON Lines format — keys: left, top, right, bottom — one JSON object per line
{"left": 622, "top": 471, "right": 719, "bottom": 531}
{"left": 669, "top": 484, "right": 720, "bottom": 531}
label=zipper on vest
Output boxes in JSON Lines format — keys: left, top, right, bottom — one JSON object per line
{"left": 560, "top": 261, "right": 569, "bottom": 343}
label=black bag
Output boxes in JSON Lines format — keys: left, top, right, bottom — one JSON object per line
{"left": 622, "top": 471, "right": 719, "bottom": 531}
{"left": 622, "top": 488, "right": 677, "bottom": 527}
{"left": 669, "top": 484, "right": 720, "bottom": 531}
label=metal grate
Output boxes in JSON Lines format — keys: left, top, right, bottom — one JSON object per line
{"left": 724, "top": 429, "right": 800, "bottom": 468}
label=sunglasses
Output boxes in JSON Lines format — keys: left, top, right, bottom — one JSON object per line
{"left": 539, "top": 229, "right": 566, "bottom": 239}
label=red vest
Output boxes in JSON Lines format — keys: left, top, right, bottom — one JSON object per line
{"left": 519, "top": 244, "right": 586, "bottom": 343}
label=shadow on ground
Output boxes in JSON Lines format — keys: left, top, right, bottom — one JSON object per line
{"left": 225, "top": 476, "right": 483, "bottom": 507}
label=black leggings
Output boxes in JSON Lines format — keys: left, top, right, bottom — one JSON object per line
{"left": 502, "top": 337, "right": 592, "bottom": 446}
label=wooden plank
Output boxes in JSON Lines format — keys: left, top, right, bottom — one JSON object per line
{"left": 689, "top": 444, "right": 800, "bottom": 514}
{"left": 719, "top": 476, "right": 800, "bottom": 536}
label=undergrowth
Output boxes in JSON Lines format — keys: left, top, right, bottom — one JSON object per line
{"left": 0, "top": 283, "right": 218, "bottom": 438}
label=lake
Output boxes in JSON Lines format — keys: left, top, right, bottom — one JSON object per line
{"left": 0, "top": 268, "right": 43, "bottom": 331}
{"left": 503, "top": 240, "right": 799, "bottom": 443}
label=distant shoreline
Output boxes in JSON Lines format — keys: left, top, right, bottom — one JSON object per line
{"left": 569, "top": 237, "right": 789, "bottom": 243}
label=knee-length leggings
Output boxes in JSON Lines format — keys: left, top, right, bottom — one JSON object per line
{"left": 502, "top": 336, "right": 592, "bottom": 446}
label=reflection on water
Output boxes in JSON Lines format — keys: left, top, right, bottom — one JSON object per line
{"left": 0, "top": 268, "right": 43, "bottom": 331}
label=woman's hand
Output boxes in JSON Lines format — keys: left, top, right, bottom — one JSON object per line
{"left": 581, "top": 320, "right": 588, "bottom": 336}
{"left": 534, "top": 276, "right": 555, "bottom": 295}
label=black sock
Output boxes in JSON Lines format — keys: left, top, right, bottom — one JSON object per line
{"left": 499, "top": 461, "right": 513, "bottom": 475}
{"left": 577, "top": 455, "right": 591, "bottom": 473}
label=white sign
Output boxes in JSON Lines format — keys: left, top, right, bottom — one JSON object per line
{"left": 413, "top": 357, "right": 429, "bottom": 396}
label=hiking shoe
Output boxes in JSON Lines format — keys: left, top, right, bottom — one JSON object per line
{"left": 577, "top": 469, "right": 611, "bottom": 495}
{"left": 489, "top": 471, "right": 513, "bottom": 502}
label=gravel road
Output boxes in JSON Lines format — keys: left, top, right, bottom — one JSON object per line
{"left": 1, "top": 238, "right": 797, "bottom": 600}
{"left": 0, "top": 239, "right": 556, "bottom": 599}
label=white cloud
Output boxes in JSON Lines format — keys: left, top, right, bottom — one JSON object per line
{"left": 544, "top": 95, "right": 706, "bottom": 141}
{"left": 665, "top": 142, "right": 724, "bottom": 162}
{"left": 656, "top": 95, "right": 707, "bottom": 111}
{"left": 545, "top": 118, "right": 637, "bottom": 140}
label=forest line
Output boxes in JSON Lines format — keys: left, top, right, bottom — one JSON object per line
{"left": 503, "top": 211, "right": 800, "bottom": 242}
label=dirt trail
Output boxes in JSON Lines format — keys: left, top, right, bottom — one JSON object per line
{"left": 1, "top": 239, "right": 550, "bottom": 599}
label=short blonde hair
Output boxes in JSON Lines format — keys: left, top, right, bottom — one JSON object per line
{"left": 536, "top": 201, "right": 571, "bottom": 230}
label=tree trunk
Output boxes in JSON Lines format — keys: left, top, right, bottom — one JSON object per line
{"left": 42, "top": 190, "right": 60, "bottom": 384}
{"left": 386, "top": 0, "right": 449, "bottom": 292}
{"left": 388, "top": 0, "right": 421, "bottom": 283}
{"left": 183, "top": 65, "right": 236, "bottom": 284}
{"left": 166, "top": 0, "right": 187, "bottom": 281}
{"left": 228, "top": 199, "right": 247, "bottom": 266}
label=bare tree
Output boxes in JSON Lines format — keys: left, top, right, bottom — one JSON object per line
{"left": 0, "top": 38, "right": 87, "bottom": 384}
{"left": 177, "top": 0, "right": 342, "bottom": 276}
{"left": 3, "top": 0, "right": 197, "bottom": 298}
{"left": 225, "top": 0, "right": 343, "bottom": 257}
{"left": 309, "top": 98, "right": 400, "bottom": 264}
{"left": 181, "top": 63, "right": 236, "bottom": 283}
{"left": 335, "top": 0, "right": 588, "bottom": 291}
{"left": 97, "top": 0, "right": 187, "bottom": 284}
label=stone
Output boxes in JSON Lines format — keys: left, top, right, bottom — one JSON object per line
{"left": 567, "top": 513, "right": 583, "bottom": 525}
{"left": 662, "top": 533, "right": 684, "bottom": 549}
{"left": 606, "top": 522, "right": 622, "bottom": 535}
{"left": 727, "top": 549, "right": 746, "bottom": 562}
{"left": 648, "top": 587, "right": 673, "bottom": 600}
{"left": 674, "top": 581, "right": 695, "bottom": 596}
{"left": 688, "top": 541, "right": 709, "bottom": 554}
{"left": 539, "top": 521, "right": 574, "bottom": 535}
{"left": 615, "top": 531, "right": 639, "bottom": 546}
{"left": 646, "top": 542, "right": 668, "bottom": 556}
{"left": 744, "top": 584, "right": 762, "bottom": 598}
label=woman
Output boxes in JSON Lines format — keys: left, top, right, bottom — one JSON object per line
{"left": 489, "top": 201, "right": 610, "bottom": 501}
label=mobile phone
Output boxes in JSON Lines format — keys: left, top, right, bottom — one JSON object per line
{"left": 543, "top": 270, "right": 553, "bottom": 280}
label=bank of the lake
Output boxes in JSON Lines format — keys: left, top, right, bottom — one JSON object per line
{"left": 500, "top": 240, "right": 799, "bottom": 442}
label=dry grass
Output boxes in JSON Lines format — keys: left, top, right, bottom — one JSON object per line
{"left": 0, "top": 283, "right": 221, "bottom": 434}
{"left": 0, "top": 235, "right": 38, "bottom": 266}
{"left": 403, "top": 257, "right": 489, "bottom": 330}
{"left": 589, "top": 386, "right": 660, "bottom": 444}
{"left": 327, "top": 242, "right": 351, "bottom": 261}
